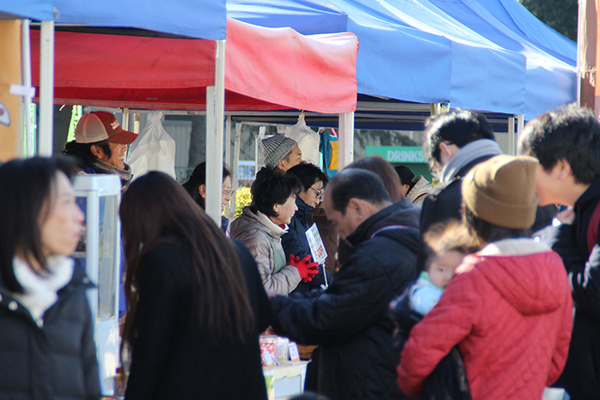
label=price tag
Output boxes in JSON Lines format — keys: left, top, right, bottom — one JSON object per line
{"left": 288, "top": 342, "right": 301, "bottom": 364}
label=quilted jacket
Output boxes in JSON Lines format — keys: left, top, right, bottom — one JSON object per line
{"left": 271, "top": 199, "right": 420, "bottom": 400}
{"left": 397, "top": 238, "right": 573, "bottom": 400}
{"left": 230, "top": 207, "right": 301, "bottom": 295}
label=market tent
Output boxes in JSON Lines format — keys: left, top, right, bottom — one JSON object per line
{"left": 427, "top": 0, "right": 576, "bottom": 119}
{"left": 228, "top": 0, "right": 576, "bottom": 119}
{"left": 29, "top": 19, "right": 358, "bottom": 113}
{"left": 54, "top": 0, "right": 226, "bottom": 40}
{"left": 0, "top": 0, "right": 54, "bottom": 20}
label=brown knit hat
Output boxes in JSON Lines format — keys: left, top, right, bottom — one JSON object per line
{"left": 462, "top": 155, "right": 538, "bottom": 229}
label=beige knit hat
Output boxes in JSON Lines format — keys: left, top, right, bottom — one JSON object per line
{"left": 462, "top": 155, "right": 538, "bottom": 229}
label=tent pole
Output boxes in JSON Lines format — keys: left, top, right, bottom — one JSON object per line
{"left": 38, "top": 20, "right": 54, "bottom": 156}
{"left": 224, "top": 115, "right": 232, "bottom": 223}
{"left": 516, "top": 114, "right": 525, "bottom": 154}
{"left": 508, "top": 116, "right": 515, "bottom": 156}
{"left": 230, "top": 122, "right": 242, "bottom": 223}
{"left": 122, "top": 107, "right": 130, "bottom": 131}
{"left": 21, "top": 19, "right": 34, "bottom": 157}
{"left": 225, "top": 115, "right": 232, "bottom": 168}
{"left": 205, "top": 39, "right": 226, "bottom": 226}
{"left": 338, "top": 112, "right": 354, "bottom": 169}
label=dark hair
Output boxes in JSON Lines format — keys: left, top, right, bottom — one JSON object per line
{"left": 63, "top": 139, "right": 112, "bottom": 168}
{"left": 0, "top": 156, "right": 78, "bottom": 293}
{"left": 251, "top": 167, "right": 301, "bottom": 217}
{"left": 120, "top": 171, "right": 254, "bottom": 349}
{"left": 519, "top": 104, "right": 600, "bottom": 185}
{"left": 286, "top": 162, "right": 328, "bottom": 190}
{"left": 423, "top": 110, "right": 495, "bottom": 165}
{"left": 327, "top": 168, "right": 391, "bottom": 214}
{"left": 462, "top": 205, "right": 531, "bottom": 244}
{"left": 395, "top": 165, "right": 415, "bottom": 187}
{"left": 182, "top": 162, "right": 232, "bottom": 209}
{"left": 347, "top": 155, "right": 403, "bottom": 202}
{"left": 422, "top": 220, "right": 481, "bottom": 271}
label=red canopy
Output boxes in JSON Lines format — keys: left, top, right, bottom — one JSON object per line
{"left": 30, "top": 18, "right": 358, "bottom": 113}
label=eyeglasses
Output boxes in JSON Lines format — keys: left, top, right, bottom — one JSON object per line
{"left": 309, "top": 186, "right": 324, "bottom": 200}
{"left": 222, "top": 189, "right": 233, "bottom": 197}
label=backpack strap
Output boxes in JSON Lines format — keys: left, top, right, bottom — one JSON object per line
{"left": 587, "top": 200, "right": 600, "bottom": 254}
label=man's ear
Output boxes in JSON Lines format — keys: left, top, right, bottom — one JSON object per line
{"left": 347, "top": 198, "right": 365, "bottom": 221}
{"left": 555, "top": 159, "right": 572, "bottom": 180}
{"left": 198, "top": 184, "right": 207, "bottom": 199}
{"left": 90, "top": 144, "right": 105, "bottom": 160}
{"left": 439, "top": 142, "right": 459, "bottom": 161}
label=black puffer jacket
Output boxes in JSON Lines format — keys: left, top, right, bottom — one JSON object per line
{"left": 271, "top": 199, "right": 420, "bottom": 400}
{"left": 0, "top": 262, "right": 101, "bottom": 400}
{"left": 549, "top": 179, "right": 600, "bottom": 400}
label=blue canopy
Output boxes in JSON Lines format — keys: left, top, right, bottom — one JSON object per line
{"left": 0, "top": 0, "right": 226, "bottom": 40}
{"left": 54, "top": 0, "right": 226, "bottom": 39}
{"left": 228, "top": 0, "right": 576, "bottom": 119}
{"left": 0, "top": 0, "right": 55, "bottom": 20}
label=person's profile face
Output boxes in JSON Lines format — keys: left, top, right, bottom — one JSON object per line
{"left": 323, "top": 190, "right": 360, "bottom": 239}
{"left": 428, "top": 250, "right": 465, "bottom": 288}
{"left": 299, "top": 180, "right": 324, "bottom": 208}
{"left": 104, "top": 142, "right": 128, "bottom": 169}
{"left": 279, "top": 146, "right": 303, "bottom": 171}
{"left": 40, "top": 172, "right": 85, "bottom": 257}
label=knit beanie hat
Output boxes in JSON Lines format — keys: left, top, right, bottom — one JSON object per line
{"left": 462, "top": 155, "right": 538, "bottom": 229}
{"left": 262, "top": 136, "right": 298, "bottom": 169}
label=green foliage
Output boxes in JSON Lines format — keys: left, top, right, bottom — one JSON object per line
{"left": 520, "top": 0, "right": 578, "bottom": 41}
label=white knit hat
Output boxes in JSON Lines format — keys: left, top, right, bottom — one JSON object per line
{"left": 262, "top": 136, "right": 298, "bottom": 169}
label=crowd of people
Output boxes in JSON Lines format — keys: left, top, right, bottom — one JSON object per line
{"left": 0, "top": 104, "right": 598, "bottom": 400}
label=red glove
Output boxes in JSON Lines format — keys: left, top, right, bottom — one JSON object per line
{"left": 289, "top": 254, "right": 319, "bottom": 282}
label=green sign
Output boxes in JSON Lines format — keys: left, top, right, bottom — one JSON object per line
{"left": 365, "top": 146, "right": 426, "bottom": 163}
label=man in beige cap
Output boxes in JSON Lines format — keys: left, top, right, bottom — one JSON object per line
{"left": 63, "top": 111, "right": 138, "bottom": 189}
{"left": 397, "top": 155, "right": 573, "bottom": 400}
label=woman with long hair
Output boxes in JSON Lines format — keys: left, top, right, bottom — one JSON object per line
{"left": 0, "top": 156, "right": 100, "bottom": 399}
{"left": 120, "top": 171, "right": 271, "bottom": 400}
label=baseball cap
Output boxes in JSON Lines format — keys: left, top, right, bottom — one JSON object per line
{"left": 75, "top": 111, "right": 138, "bottom": 144}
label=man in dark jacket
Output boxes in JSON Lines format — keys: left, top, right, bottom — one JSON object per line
{"left": 271, "top": 168, "right": 420, "bottom": 400}
{"left": 519, "top": 104, "right": 600, "bottom": 400}
{"left": 420, "top": 109, "right": 502, "bottom": 234}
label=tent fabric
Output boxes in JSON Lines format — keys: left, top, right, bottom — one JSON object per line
{"left": 427, "top": 0, "right": 576, "bottom": 119}
{"left": 225, "top": 19, "right": 357, "bottom": 113}
{"left": 0, "top": 0, "right": 54, "bottom": 20}
{"left": 227, "top": 0, "right": 348, "bottom": 35}
{"left": 53, "top": 0, "right": 227, "bottom": 40}
{"left": 228, "top": 0, "right": 576, "bottom": 119}
{"left": 29, "top": 20, "right": 358, "bottom": 114}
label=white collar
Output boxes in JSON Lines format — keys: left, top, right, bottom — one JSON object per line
{"left": 12, "top": 256, "right": 74, "bottom": 323}
{"left": 256, "top": 210, "right": 288, "bottom": 236}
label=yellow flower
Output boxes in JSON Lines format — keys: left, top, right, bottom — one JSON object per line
{"left": 234, "top": 187, "right": 252, "bottom": 219}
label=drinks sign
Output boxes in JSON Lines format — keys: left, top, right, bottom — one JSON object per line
{"left": 365, "top": 146, "right": 425, "bottom": 163}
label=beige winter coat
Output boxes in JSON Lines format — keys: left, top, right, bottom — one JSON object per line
{"left": 230, "top": 207, "right": 302, "bottom": 295}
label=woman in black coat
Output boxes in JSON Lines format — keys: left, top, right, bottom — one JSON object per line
{"left": 120, "top": 171, "right": 273, "bottom": 400}
{"left": 0, "top": 157, "right": 101, "bottom": 400}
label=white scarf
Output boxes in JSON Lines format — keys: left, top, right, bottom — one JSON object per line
{"left": 12, "top": 256, "right": 74, "bottom": 323}
{"left": 440, "top": 139, "right": 503, "bottom": 184}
